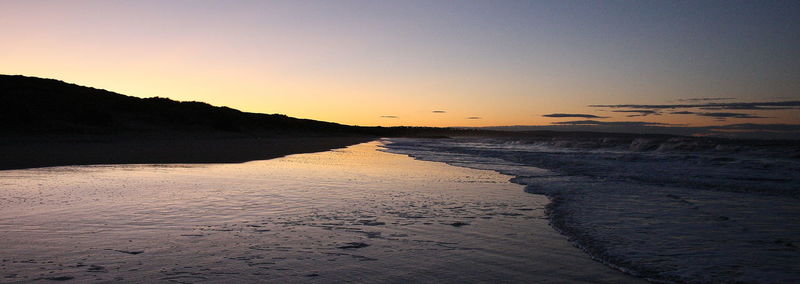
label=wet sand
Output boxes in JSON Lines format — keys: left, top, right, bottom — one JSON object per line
{"left": 0, "top": 141, "right": 643, "bottom": 283}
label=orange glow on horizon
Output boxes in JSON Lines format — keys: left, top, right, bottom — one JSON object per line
{"left": 2, "top": 1, "right": 798, "bottom": 128}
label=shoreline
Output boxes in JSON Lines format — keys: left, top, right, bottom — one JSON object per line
{"left": 380, "top": 139, "right": 648, "bottom": 281}
{"left": 0, "top": 141, "right": 644, "bottom": 282}
{"left": 0, "top": 136, "right": 375, "bottom": 170}
{"left": 383, "top": 137, "right": 800, "bottom": 283}
{"left": 543, "top": 195, "right": 643, "bottom": 279}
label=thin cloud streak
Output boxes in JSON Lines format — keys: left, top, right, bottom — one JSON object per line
{"left": 670, "top": 111, "right": 768, "bottom": 120}
{"left": 611, "top": 110, "right": 661, "bottom": 117}
{"left": 550, "top": 120, "right": 679, "bottom": 127}
{"left": 590, "top": 101, "right": 800, "bottom": 110}
{"left": 543, "top": 113, "right": 608, "bottom": 119}
{"left": 677, "top": 97, "right": 736, "bottom": 102}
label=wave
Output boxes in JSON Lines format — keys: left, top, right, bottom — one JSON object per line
{"left": 382, "top": 137, "right": 800, "bottom": 283}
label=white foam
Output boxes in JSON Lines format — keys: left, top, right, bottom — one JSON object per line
{"left": 384, "top": 137, "right": 800, "bottom": 283}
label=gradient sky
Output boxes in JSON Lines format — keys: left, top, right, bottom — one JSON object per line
{"left": 2, "top": 0, "right": 799, "bottom": 127}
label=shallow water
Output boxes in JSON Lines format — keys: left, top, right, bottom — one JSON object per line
{"left": 0, "top": 141, "right": 639, "bottom": 283}
{"left": 384, "top": 137, "right": 800, "bottom": 283}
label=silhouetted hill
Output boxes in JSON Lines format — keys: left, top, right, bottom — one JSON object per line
{"left": 0, "top": 75, "right": 499, "bottom": 169}
{"left": 0, "top": 75, "right": 364, "bottom": 136}
{"left": 0, "top": 75, "right": 512, "bottom": 139}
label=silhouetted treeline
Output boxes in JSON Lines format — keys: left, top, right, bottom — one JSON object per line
{"left": 0, "top": 75, "right": 501, "bottom": 138}
{"left": 0, "top": 75, "right": 355, "bottom": 135}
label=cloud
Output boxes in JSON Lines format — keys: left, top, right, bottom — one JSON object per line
{"left": 669, "top": 111, "right": 768, "bottom": 121}
{"left": 542, "top": 113, "right": 608, "bottom": 119}
{"left": 677, "top": 97, "right": 735, "bottom": 102}
{"left": 432, "top": 110, "right": 447, "bottom": 113}
{"left": 380, "top": 115, "right": 398, "bottom": 118}
{"left": 466, "top": 116, "right": 482, "bottom": 119}
{"left": 699, "top": 106, "right": 797, "bottom": 110}
{"left": 611, "top": 110, "right": 660, "bottom": 117}
{"left": 550, "top": 120, "right": 677, "bottom": 127}
{"left": 589, "top": 100, "right": 800, "bottom": 111}
{"left": 696, "top": 112, "right": 767, "bottom": 119}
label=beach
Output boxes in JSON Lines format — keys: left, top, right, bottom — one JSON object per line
{"left": 0, "top": 136, "right": 373, "bottom": 170}
{"left": 0, "top": 140, "right": 642, "bottom": 283}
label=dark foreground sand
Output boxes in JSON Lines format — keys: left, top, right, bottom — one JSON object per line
{"left": 0, "top": 136, "right": 374, "bottom": 170}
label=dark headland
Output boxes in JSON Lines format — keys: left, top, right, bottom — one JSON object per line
{"left": 0, "top": 75, "right": 497, "bottom": 170}
{"left": 4, "top": 75, "right": 793, "bottom": 170}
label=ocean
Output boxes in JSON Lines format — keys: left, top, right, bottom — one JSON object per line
{"left": 382, "top": 136, "right": 800, "bottom": 283}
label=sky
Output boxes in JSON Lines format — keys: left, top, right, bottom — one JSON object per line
{"left": 1, "top": 0, "right": 799, "bottom": 127}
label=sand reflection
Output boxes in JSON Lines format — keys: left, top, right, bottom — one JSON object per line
{"left": 0, "top": 141, "right": 640, "bottom": 283}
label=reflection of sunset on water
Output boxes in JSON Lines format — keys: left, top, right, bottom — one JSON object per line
{"left": 0, "top": 141, "right": 640, "bottom": 282}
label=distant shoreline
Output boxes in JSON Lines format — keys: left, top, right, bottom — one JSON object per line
{"left": 0, "top": 136, "right": 375, "bottom": 170}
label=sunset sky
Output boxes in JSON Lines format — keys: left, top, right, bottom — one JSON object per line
{"left": 2, "top": 1, "right": 798, "bottom": 127}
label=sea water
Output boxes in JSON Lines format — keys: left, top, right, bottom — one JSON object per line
{"left": 383, "top": 137, "right": 800, "bottom": 283}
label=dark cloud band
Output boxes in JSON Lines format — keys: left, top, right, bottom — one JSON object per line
{"left": 543, "top": 113, "right": 608, "bottom": 118}
{"left": 611, "top": 110, "right": 660, "bottom": 117}
{"left": 670, "top": 111, "right": 768, "bottom": 119}
{"left": 590, "top": 100, "right": 800, "bottom": 110}
{"left": 550, "top": 120, "right": 677, "bottom": 127}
